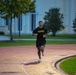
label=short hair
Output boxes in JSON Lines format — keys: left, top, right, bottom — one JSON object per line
{"left": 39, "top": 21, "right": 43, "bottom": 24}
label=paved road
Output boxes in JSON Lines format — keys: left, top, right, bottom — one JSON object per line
{"left": 0, "top": 45, "right": 76, "bottom": 75}
{"left": 0, "top": 36, "right": 10, "bottom": 41}
{"left": 0, "top": 35, "right": 76, "bottom": 41}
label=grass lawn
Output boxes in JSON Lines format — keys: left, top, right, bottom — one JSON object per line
{"left": 0, "top": 40, "right": 76, "bottom": 47}
{"left": 59, "top": 56, "right": 76, "bottom": 75}
{"left": 0, "top": 40, "right": 36, "bottom": 47}
{"left": 0, "top": 34, "right": 76, "bottom": 47}
{"left": 6, "top": 34, "right": 76, "bottom": 39}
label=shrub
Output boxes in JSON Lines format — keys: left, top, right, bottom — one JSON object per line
{"left": 0, "top": 31, "right": 5, "bottom": 35}
{"left": 73, "top": 13, "right": 76, "bottom": 32}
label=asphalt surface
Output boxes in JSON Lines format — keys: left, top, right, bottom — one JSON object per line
{"left": 0, "top": 45, "right": 76, "bottom": 75}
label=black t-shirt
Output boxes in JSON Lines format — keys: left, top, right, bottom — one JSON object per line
{"left": 33, "top": 27, "right": 47, "bottom": 41}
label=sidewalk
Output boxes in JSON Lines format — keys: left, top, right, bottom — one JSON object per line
{"left": 14, "top": 38, "right": 76, "bottom": 41}
{"left": 0, "top": 35, "right": 10, "bottom": 41}
{"left": 0, "top": 35, "right": 76, "bottom": 41}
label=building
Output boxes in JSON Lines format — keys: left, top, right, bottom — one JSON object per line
{"left": 0, "top": 0, "right": 76, "bottom": 34}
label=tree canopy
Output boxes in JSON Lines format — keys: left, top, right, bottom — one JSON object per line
{"left": 0, "top": 0, "right": 36, "bottom": 18}
{"left": 0, "top": 0, "right": 36, "bottom": 41}
{"left": 44, "top": 8, "right": 65, "bottom": 36}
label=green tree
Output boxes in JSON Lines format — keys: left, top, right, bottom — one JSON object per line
{"left": 44, "top": 8, "right": 65, "bottom": 36}
{"left": 73, "top": 13, "right": 76, "bottom": 32}
{"left": 0, "top": 0, "right": 36, "bottom": 41}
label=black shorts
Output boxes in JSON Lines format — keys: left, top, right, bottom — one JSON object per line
{"left": 36, "top": 40, "right": 46, "bottom": 47}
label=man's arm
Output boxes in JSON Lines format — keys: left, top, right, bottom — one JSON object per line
{"left": 33, "top": 33, "right": 38, "bottom": 36}
{"left": 43, "top": 33, "right": 47, "bottom": 38}
{"left": 32, "top": 28, "right": 38, "bottom": 36}
{"left": 43, "top": 28, "right": 47, "bottom": 38}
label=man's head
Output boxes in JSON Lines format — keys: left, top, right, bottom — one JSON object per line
{"left": 39, "top": 21, "right": 43, "bottom": 28}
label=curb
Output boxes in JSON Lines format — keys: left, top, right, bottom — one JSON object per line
{"left": 54, "top": 55, "right": 76, "bottom": 75}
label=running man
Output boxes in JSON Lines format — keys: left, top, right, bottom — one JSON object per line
{"left": 33, "top": 21, "right": 47, "bottom": 62}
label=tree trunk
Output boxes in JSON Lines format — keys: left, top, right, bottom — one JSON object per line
{"left": 52, "top": 31, "right": 56, "bottom": 36}
{"left": 10, "top": 15, "right": 13, "bottom": 41}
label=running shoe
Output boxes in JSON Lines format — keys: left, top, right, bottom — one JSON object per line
{"left": 38, "top": 59, "right": 41, "bottom": 62}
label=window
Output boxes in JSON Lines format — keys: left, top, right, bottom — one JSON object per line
{"left": 31, "top": 13, "right": 36, "bottom": 31}
{"left": 6, "top": 17, "right": 9, "bottom": 26}
{"left": 31, "top": 10, "right": 36, "bottom": 31}
{"left": 18, "top": 15, "right": 22, "bottom": 31}
{"left": 0, "top": 18, "right": 2, "bottom": 26}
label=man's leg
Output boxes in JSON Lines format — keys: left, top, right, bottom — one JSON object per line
{"left": 37, "top": 46, "right": 41, "bottom": 59}
{"left": 40, "top": 45, "right": 45, "bottom": 56}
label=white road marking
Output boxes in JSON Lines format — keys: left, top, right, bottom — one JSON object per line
{"left": 0, "top": 57, "right": 29, "bottom": 75}
{"left": 22, "top": 62, "right": 29, "bottom": 75}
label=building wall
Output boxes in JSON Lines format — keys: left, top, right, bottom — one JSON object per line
{"left": 36, "top": 0, "right": 76, "bottom": 34}
{"left": 0, "top": 0, "right": 76, "bottom": 34}
{"left": 0, "top": 26, "right": 8, "bottom": 34}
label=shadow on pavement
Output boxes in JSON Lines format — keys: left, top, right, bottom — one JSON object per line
{"left": 24, "top": 61, "right": 40, "bottom": 66}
